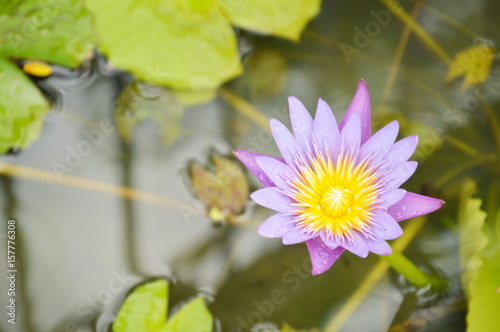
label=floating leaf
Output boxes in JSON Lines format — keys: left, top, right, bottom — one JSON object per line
{"left": 0, "top": 56, "right": 50, "bottom": 153}
{"left": 457, "top": 179, "right": 488, "bottom": 295}
{"left": 112, "top": 279, "right": 168, "bottom": 332}
{"left": 0, "top": 0, "right": 95, "bottom": 67}
{"left": 113, "top": 280, "right": 213, "bottom": 332}
{"left": 162, "top": 297, "right": 213, "bottom": 332}
{"left": 217, "top": 0, "right": 321, "bottom": 41}
{"left": 212, "top": 153, "right": 249, "bottom": 215}
{"left": 83, "top": 0, "right": 242, "bottom": 90}
{"left": 190, "top": 161, "right": 221, "bottom": 208}
{"left": 446, "top": 43, "right": 497, "bottom": 90}
{"left": 189, "top": 152, "right": 249, "bottom": 222}
{"left": 467, "top": 245, "right": 500, "bottom": 332}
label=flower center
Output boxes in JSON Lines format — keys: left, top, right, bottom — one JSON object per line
{"left": 290, "top": 153, "right": 380, "bottom": 238}
{"left": 320, "top": 186, "right": 352, "bottom": 218}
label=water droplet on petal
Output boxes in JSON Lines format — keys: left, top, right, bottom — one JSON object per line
{"left": 402, "top": 205, "right": 407, "bottom": 211}
{"left": 319, "top": 251, "right": 329, "bottom": 260}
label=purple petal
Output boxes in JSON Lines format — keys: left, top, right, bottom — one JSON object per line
{"left": 257, "top": 214, "right": 295, "bottom": 238}
{"left": 320, "top": 231, "right": 340, "bottom": 249}
{"left": 388, "top": 192, "right": 444, "bottom": 222}
{"left": 256, "top": 156, "right": 295, "bottom": 189}
{"left": 270, "top": 119, "right": 299, "bottom": 167}
{"left": 364, "top": 237, "right": 392, "bottom": 255}
{"left": 340, "top": 113, "right": 361, "bottom": 156}
{"left": 340, "top": 79, "right": 371, "bottom": 144}
{"left": 282, "top": 227, "right": 315, "bottom": 245}
{"left": 384, "top": 161, "right": 418, "bottom": 190}
{"left": 306, "top": 237, "right": 345, "bottom": 275}
{"left": 340, "top": 231, "right": 369, "bottom": 258}
{"left": 359, "top": 120, "right": 399, "bottom": 163}
{"left": 378, "top": 189, "right": 407, "bottom": 208}
{"left": 250, "top": 187, "right": 294, "bottom": 213}
{"left": 233, "top": 150, "right": 284, "bottom": 187}
{"left": 371, "top": 209, "right": 403, "bottom": 240}
{"left": 385, "top": 135, "right": 418, "bottom": 163}
{"left": 313, "top": 99, "right": 339, "bottom": 155}
{"left": 288, "top": 96, "right": 313, "bottom": 150}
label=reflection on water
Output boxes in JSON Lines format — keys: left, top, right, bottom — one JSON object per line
{"left": 1, "top": 0, "right": 500, "bottom": 331}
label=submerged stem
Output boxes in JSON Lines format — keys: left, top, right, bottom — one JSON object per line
{"left": 435, "top": 153, "right": 497, "bottom": 188}
{"left": 379, "top": 0, "right": 451, "bottom": 63}
{"left": 381, "top": 251, "right": 446, "bottom": 291}
{"left": 218, "top": 87, "right": 270, "bottom": 130}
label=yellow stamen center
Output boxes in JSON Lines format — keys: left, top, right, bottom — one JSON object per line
{"left": 290, "top": 153, "right": 380, "bottom": 238}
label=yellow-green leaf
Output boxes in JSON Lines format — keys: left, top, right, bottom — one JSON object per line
{"left": 0, "top": 0, "right": 95, "bottom": 67}
{"left": 217, "top": 0, "right": 321, "bottom": 41}
{"left": 83, "top": 0, "right": 242, "bottom": 90}
{"left": 467, "top": 246, "right": 500, "bottom": 332}
{"left": 457, "top": 179, "right": 488, "bottom": 295}
{"left": 446, "top": 43, "right": 497, "bottom": 90}
{"left": 0, "top": 57, "right": 50, "bottom": 153}
{"left": 112, "top": 279, "right": 168, "bottom": 332}
{"left": 162, "top": 297, "right": 213, "bottom": 332}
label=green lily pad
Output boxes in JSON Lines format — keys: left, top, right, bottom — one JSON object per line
{"left": 162, "top": 297, "right": 213, "bottom": 332}
{"left": 112, "top": 279, "right": 168, "bottom": 332}
{"left": 467, "top": 245, "right": 500, "bottom": 332}
{"left": 0, "top": 0, "right": 95, "bottom": 67}
{"left": 0, "top": 56, "right": 50, "bottom": 153}
{"left": 83, "top": 0, "right": 242, "bottom": 90}
{"left": 112, "top": 279, "right": 213, "bottom": 332}
{"left": 217, "top": 0, "right": 321, "bottom": 41}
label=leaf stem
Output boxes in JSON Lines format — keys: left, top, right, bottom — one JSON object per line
{"left": 435, "top": 153, "right": 497, "bottom": 188}
{"left": 379, "top": 0, "right": 452, "bottom": 63}
{"left": 381, "top": 0, "right": 423, "bottom": 103}
{"left": 0, "top": 162, "right": 201, "bottom": 214}
{"left": 218, "top": 87, "right": 270, "bottom": 130}
{"left": 380, "top": 251, "right": 446, "bottom": 291}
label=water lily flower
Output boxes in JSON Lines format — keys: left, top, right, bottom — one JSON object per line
{"left": 234, "top": 80, "right": 444, "bottom": 275}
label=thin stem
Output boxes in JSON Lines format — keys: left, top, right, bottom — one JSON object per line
{"left": 422, "top": 4, "right": 479, "bottom": 40}
{"left": 446, "top": 136, "right": 479, "bottom": 156}
{"left": 435, "top": 153, "right": 497, "bottom": 188}
{"left": 0, "top": 162, "right": 201, "bottom": 215}
{"left": 218, "top": 87, "right": 270, "bottom": 130}
{"left": 380, "top": 251, "right": 446, "bottom": 290}
{"left": 379, "top": 0, "right": 452, "bottom": 63}
{"left": 381, "top": 0, "right": 424, "bottom": 103}
{"left": 120, "top": 139, "right": 145, "bottom": 277}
